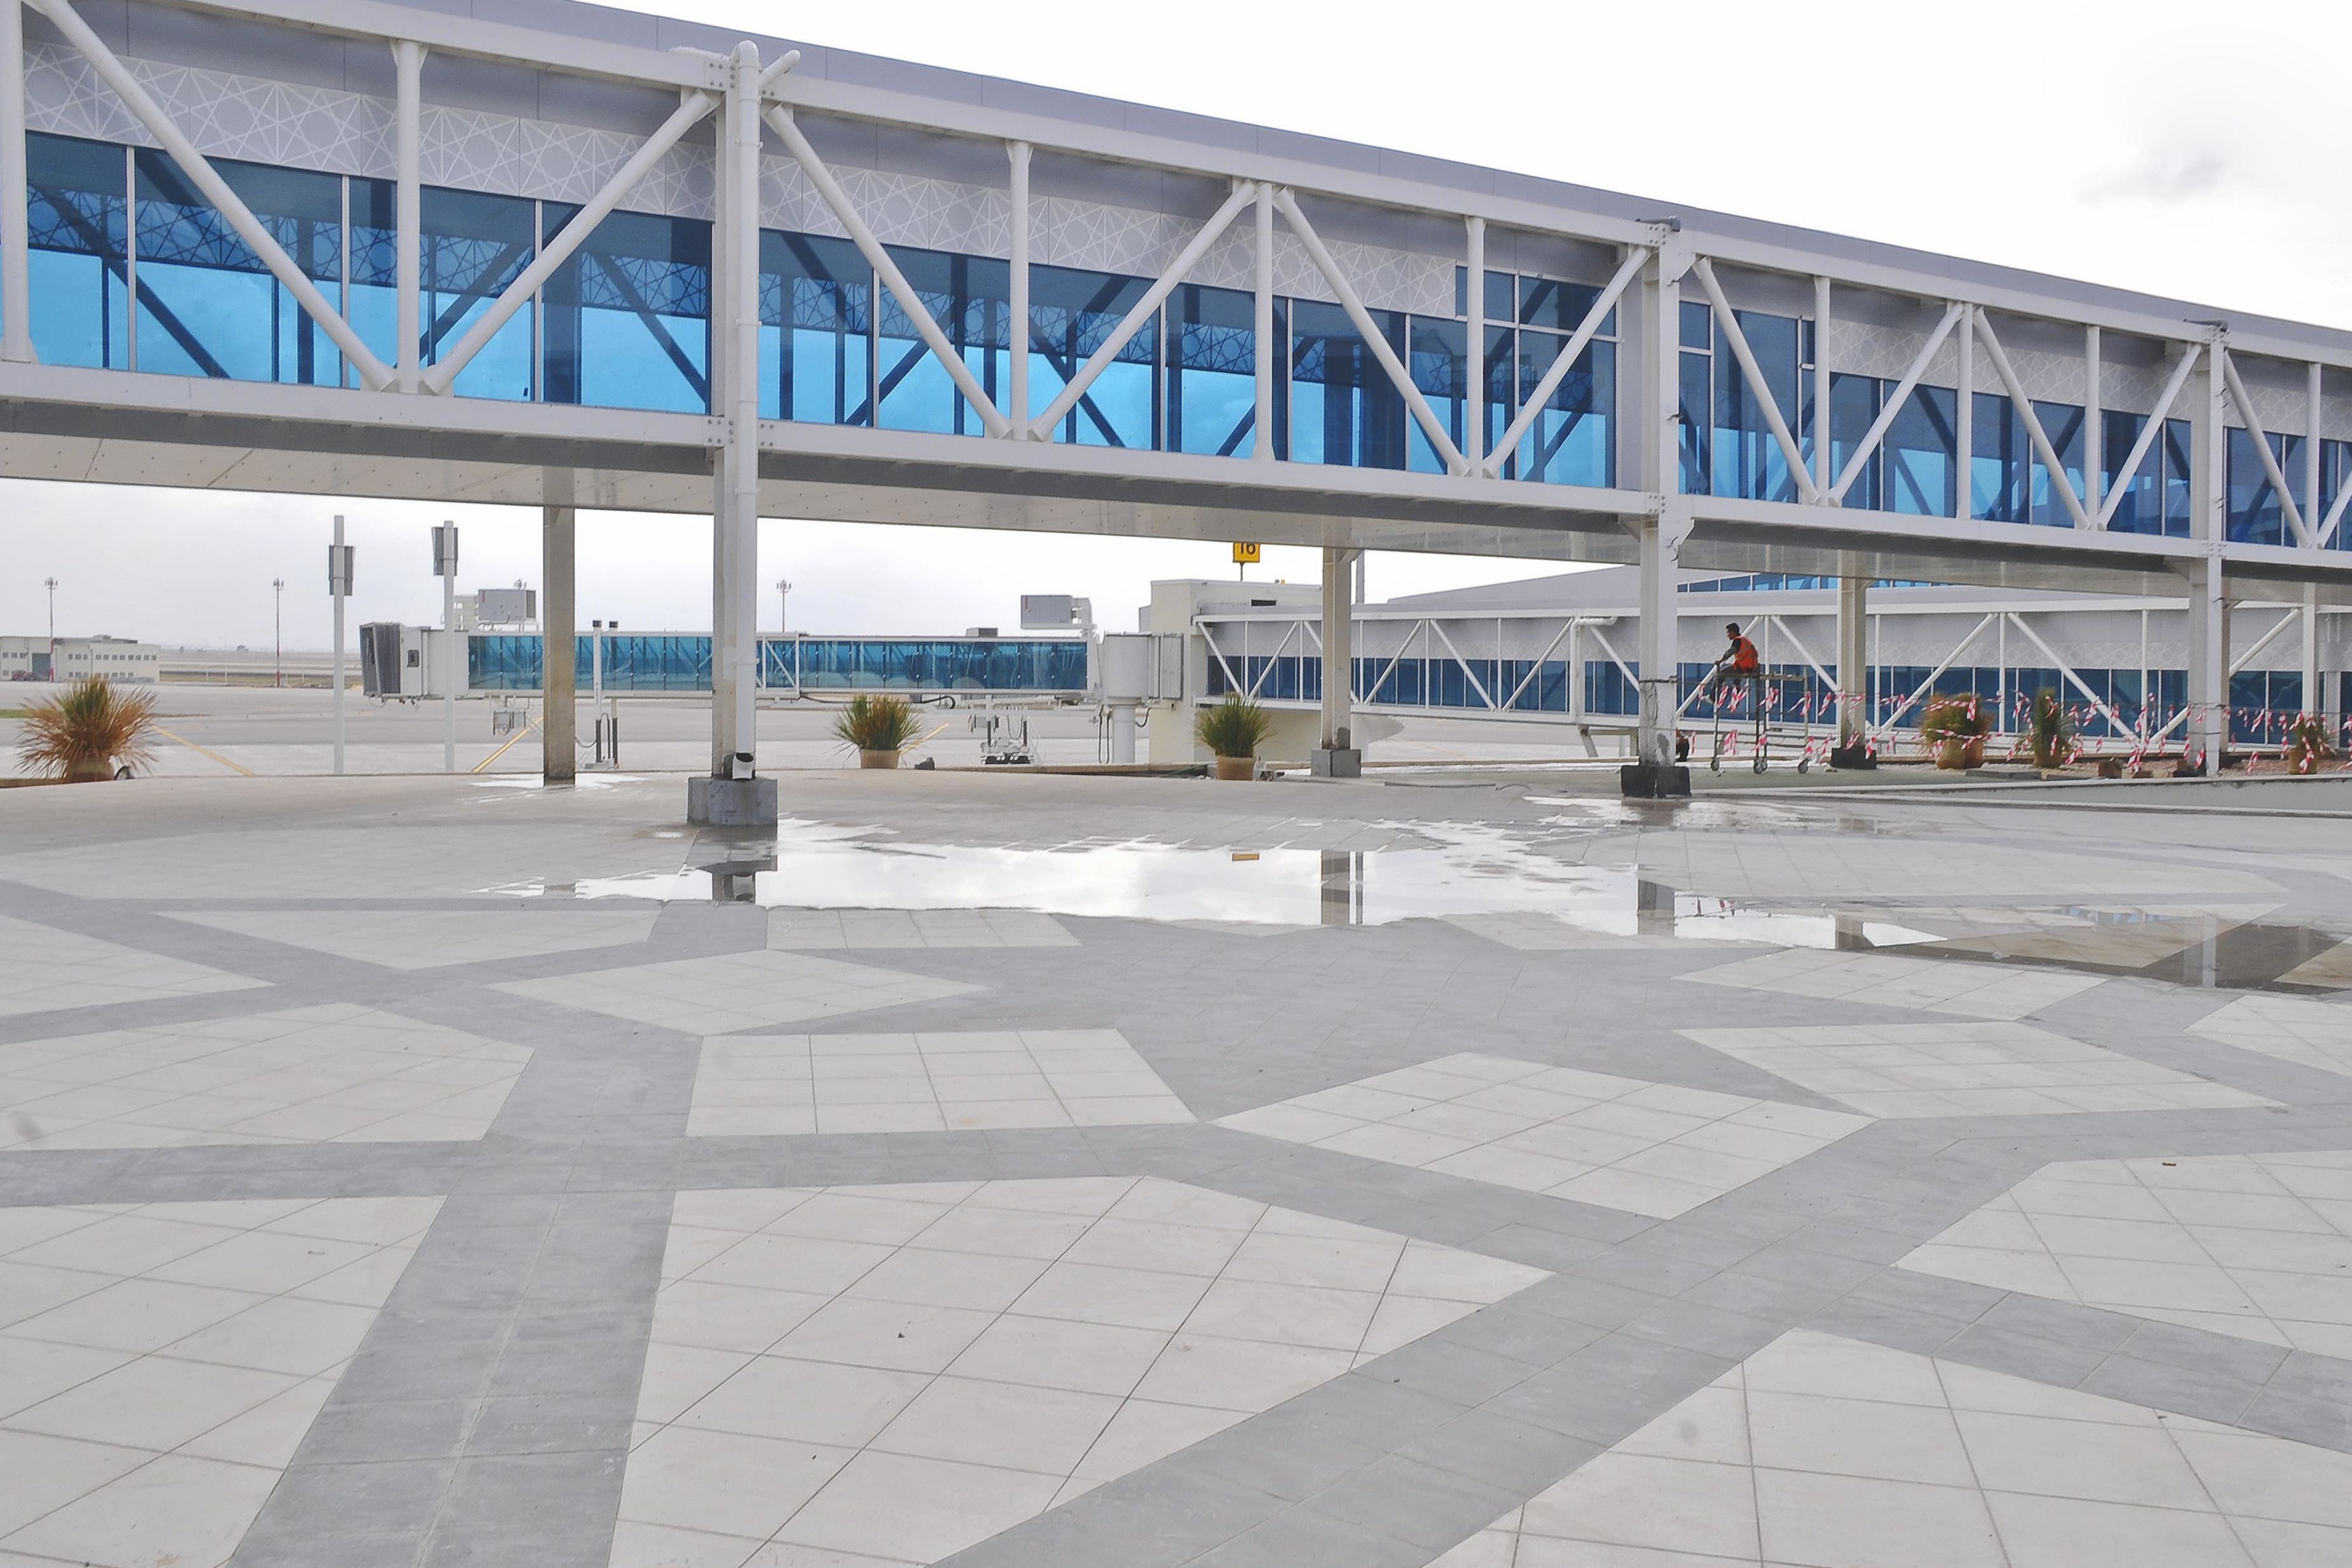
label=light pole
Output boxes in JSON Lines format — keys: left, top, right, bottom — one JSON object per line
{"left": 328, "top": 517, "right": 353, "bottom": 776}
{"left": 271, "top": 578, "right": 285, "bottom": 688}
{"left": 776, "top": 578, "right": 791, "bottom": 634}
{"left": 432, "top": 522, "right": 459, "bottom": 773}
{"left": 43, "top": 575, "right": 56, "bottom": 678}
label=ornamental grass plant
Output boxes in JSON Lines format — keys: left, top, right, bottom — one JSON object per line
{"left": 832, "top": 693, "right": 920, "bottom": 754}
{"left": 1194, "top": 694, "right": 1272, "bottom": 760}
{"left": 13, "top": 676, "right": 157, "bottom": 782}
{"left": 2027, "top": 687, "right": 2076, "bottom": 769}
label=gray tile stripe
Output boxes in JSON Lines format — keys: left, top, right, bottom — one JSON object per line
{"left": 5, "top": 862, "right": 2352, "bottom": 1566}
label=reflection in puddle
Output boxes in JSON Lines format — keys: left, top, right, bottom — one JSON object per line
{"left": 491, "top": 820, "right": 1937, "bottom": 948}
{"left": 1932, "top": 911, "right": 2352, "bottom": 994}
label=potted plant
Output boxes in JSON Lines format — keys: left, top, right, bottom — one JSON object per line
{"left": 1195, "top": 694, "right": 1272, "bottom": 780}
{"left": 833, "top": 692, "right": 919, "bottom": 769}
{"left": 2027, "top": 687, "right": 2075, "bottom": 771}
{"left": 14, "top": 675, "right": 157, "bottom": 782}
{"left": 1918, "top": 695, "right": 1990, "bottom": 770}
{"left": 2287, "top": 713, "right": 2337, "bottom": 775}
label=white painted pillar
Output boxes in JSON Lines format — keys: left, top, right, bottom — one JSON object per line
{"left": 2302, "top": 582, "right": 2321, "bottom": 720}
{"left": 711, "top": 41, "right": 762, "bottom": 779}
{"left": 434, "top": 522, "right": 457, "bottom": 771}
{"left": 1464, "top": 217, "right": 1485, "bottom": 471}
{"left": 2084, "top": 325, "right": 2103, "bottom": 518}
{"left": 2186, "top": 333, "right": 2229, "bottom": 767}
{"left": 1318, "top": 546, "right": 1357, "bottom": 764}
{"left": 1006, "top": 139, "right": 1030, "bottom": 431}
{"left": 1635, "top": 517, "right": 1683, "bottom": 769}
{"left": 1253, "top": 183, "right": 1274, "bottom": 462}
{"left": 1955, "top": 306, "right": 1974, "bottom": 518}
{"left": 392, "top": 41, "right": 424, "bottom": 392}
{"left": 1837, "top": 569, "right": 1868, "bottom": 747}
{"left": 0, "top": 0, "right": 30, "bottom": 363}
{"left": 328, "top": 516, "right": 350, "bottom": 775}
{"left": 542, "top": 504, "right": 574, "bottom": 783}
{"left": 1812, "top": 276, "right": 1831, "bottom": 497}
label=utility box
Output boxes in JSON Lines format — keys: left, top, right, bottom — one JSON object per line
{"left": 1091, "top": 633, "right": 1185, "bottom": 702}
{"left": 360, "top": 622, "right": 425, "bottom": 699}
{"left": 473, "top": 587, "right": 534, "bottom": 627}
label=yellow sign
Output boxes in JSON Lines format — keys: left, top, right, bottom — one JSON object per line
{"left": 1232, "top": 541, "right": 1261, "bottom": 565}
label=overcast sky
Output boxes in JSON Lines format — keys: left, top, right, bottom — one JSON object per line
{"left": 6, "top": 0, "right": 2346, "bottom": 649}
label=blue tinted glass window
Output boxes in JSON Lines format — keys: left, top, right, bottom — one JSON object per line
{"left": 2028, "top": 400, "right": 2085, "bottom": 527}
{"left": 1407, "top": 317, "right": 1465, "bottom": 474}
{"left": 25, "top": 132, "right": 129, "bottom": 370}
{"left": 1166, "top": 282, "right": 1255, "bottom": 457}
{"left": 1485, "top": 269, "right": 1514, "bottom": 324}
{"left": 1478, "top": 324, "right": 1513, "bottom": 466}
{"left": 1026, "top": 262, "right": 1153, "bottom": 446}
{"left": 760, "top": 230, "right": 871, "bottom": 425}
{"left": 1712, "top": 310, "right": 1800, "bottom": 501}
{"left": 1290, "top": 299, "right": 1405, "bottom": 469}
{"left": 408, "top": 187, "right": 536, "bottom": 401}
{"left": 1885, "top": 385, "right": 1956, "bottom": 517}
{"left": 131, "top": 149, "right": 343, "bottom": 385}
{"left": 1678, "top": 349, "right": 1710, "bottom": 493}
{"left": 1679, "top": 299, "right": 1711, "bottom": 349}
{"left": 1827, "top": 372, "right": 1881, "bottom": 508}
{"left": 1511, "top": 332, "right": 1613, "bottom": 486}
{"left": 1518, "top": 276, "right": 1610, "bottom": 336}
{"left": 1971, "top": 392, "right": 2026, "bottom": 522}
{"left": 541, "top": 206, "right": 709, "bottom": 413}
{"left": 2227, "top": 427, "right": 2299, "bottom": 545}
{"left": 876, "top": 246, "right": 1009, "bottom": 437}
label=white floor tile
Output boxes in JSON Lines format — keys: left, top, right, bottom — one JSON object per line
{"left": 0, "top": 915, "right": 264, "bottom": 1020}
{"left": 627, "top": 1178, "right": 1547, "bottom": 1564}
{"left": 688, "top": 1029, "right": 1191, "bottom": 1136}
{"left": 1685, "top": 1021, "right": 2272, "bottom": 1118}
{"left": 0, "top": 1004, "right": 531, "bottom": 1150}
{"left": 499, "top": 950, "right": 983, "bottom": 1034}
{"left": 0, "top": 1197, "right": 437, "bottom": 1567}
{"left": 1215, "top": 1052, "right": 1867, "bottom": 1218}
{"left": 1683, "top": 947, "right": 2104, "bottom": 1020}
{"left": 1898, "top": 1151, "right": 2352, "bottom": 1353}
{"left": 166, "top": 908, "right": 659, "bottom": 970}
{"left": 1446, "top": 1328, "right": 2352, "bottom": 1568}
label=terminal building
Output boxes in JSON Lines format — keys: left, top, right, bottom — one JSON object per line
{"left": 3, "top": 0, "right": 2351, "bottom": 801}
{"left": 0, "top": 632, "right": 159, "bottom": 681}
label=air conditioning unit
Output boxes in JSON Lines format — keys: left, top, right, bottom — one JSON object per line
{"left": 1092, "top": 633, "right": 1183, "bottom": 701}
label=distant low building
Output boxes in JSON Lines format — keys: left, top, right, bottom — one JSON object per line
{"left": 1, "top": 635, "right": 162, "bottom": 683}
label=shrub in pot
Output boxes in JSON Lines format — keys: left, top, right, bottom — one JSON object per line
{"left": 1918, "top": 695, "right": 1990, "bottom": 771}
{"left": 1195, "top": 694, "right": 1272, "bottom": 780}
{"left": 14, "top": 676, "right": 157, "bottom": 782}
{"left": 833, "top": 692, "right": 920, "bottom": 769}
{"left": 2027, "top": 687, "right": 2075, "bottom": 770}
{"left": 2287, "top": 713, "right": 2337, "bottom": 775}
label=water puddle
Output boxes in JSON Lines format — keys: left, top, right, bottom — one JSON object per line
{"left": 1922, "top": 908, "right": 2352, "bottom": 993}
{"left": 486, "top": 819, "right": 1939, "bottom": 947}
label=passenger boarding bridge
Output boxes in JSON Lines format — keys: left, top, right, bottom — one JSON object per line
{"left": 4, "top": 0, "right": 2350, "bottom": 807}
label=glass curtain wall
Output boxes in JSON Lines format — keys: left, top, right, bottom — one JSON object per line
{"left": 1165, "top": 282, "right": 1261, "bottom": 457}
{"left": 1026, "top": 262, "right": 1156, "bottom": 447}
{"left": 25, "top": 133, "right": 130, "bottom": 369}
{"left": 541, "top": 206, "right": 710, "bottom": 413}
{"left": 760, "top": 231, "right": 871, "bottom": 424}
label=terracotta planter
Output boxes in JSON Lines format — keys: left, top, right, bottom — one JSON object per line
{"left": 1213, "top": 754, "right": 1255, "bottom": 781}
{"left": 858, "top": 748, "right": 900, "bottom": 770}
{"left": 1933, "top": 736, "right": 1985, "bottom": 771}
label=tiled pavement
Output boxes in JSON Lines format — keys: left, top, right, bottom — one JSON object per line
{"left": 3, "top": 769, "right": 2352, "bottom": 1568}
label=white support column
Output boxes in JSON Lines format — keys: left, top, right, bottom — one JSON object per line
{"left": 329, "top": 516, "right": 350, "bottom": 776}
{"left": 1836, "top": 568, "right": 1868, "bottom": 752}
{"left": 393, "top": 40, "right": 424, "bottom": 392}
{"left": 2186, "top": 331, "right": 2229, "bottom": 769}
{"left": 2085, "top": 325, "right": 2103, "bottom": 518}
{"left": 1464, "top": 217, "right": 1485, "bottom": 471}
{"left": 1812, "top": 276, "right": 1831, "bottom": 497}
{"left": 1315, "top": 546, "right": 1359, "bottom": 776}
{"left": 2302, "top": 583, "right": 2321, "bottom": 722}
{"left": 1634, "top": 516, "right": 1685, "bottom": 775}
{"left": 542, "top": 504, "right": 575, "bottom": 784}
{"left": 1253, "top": 183, "right": 1274, "bottom": 462}
{"left": 2306, "top": 362, "right": 2324, "bottom": 543}
{"left": 694, "top": 41, "right": 772, "bottom": 824}
{"left": 0, "top": 0, "right": 30, "bottom": 363}
{"left": 1955, "top": 305, "right": 1974, "bottom": 519}
{"left": 1006, "top": 140, "right": 1030, "bottom": 430}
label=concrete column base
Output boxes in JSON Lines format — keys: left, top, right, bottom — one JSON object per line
{"left": 1827, "top": 743, "right": 1876, "bottom": 770}
{"left": 1311, "top": 747, "right": 1362, "bottom": 778}
{"left": 1620, "top": 762, "right": 1691, "bottom": 799}
{"left": 688, "top": 776, "right": 778, "bottom": 826}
